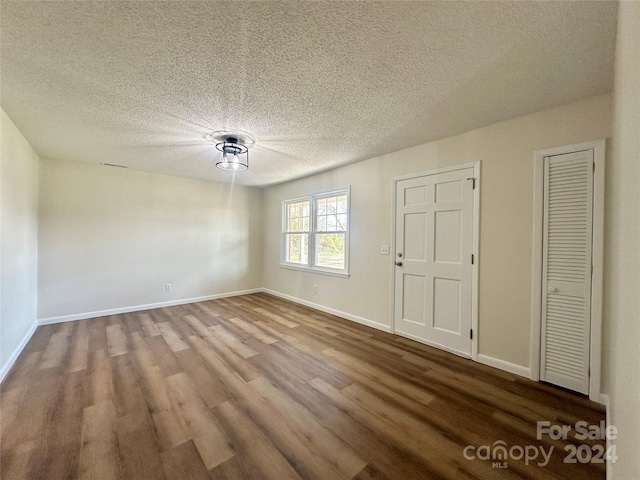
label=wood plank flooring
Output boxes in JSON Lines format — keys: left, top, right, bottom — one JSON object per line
{"left": 1, "top": 293, "right": 606, "bottom": 479}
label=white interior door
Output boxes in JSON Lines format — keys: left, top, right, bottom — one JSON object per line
{"left": 540, "top": 150, "right": 594, "bottom": 394}
{"left": 394, "top": 167, "right": 475, "bottom": 357}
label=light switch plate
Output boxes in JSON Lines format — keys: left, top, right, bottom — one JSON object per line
{"left": 381, "top": 245, "right": 390, "bottom": 255}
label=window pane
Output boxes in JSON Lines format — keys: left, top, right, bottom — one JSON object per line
{"left": 286, "top": 200, "right": 310, "bottom": 232}
{"left": 316, "top": 195, "right": 347, "bottom": 233}
{"left": 327, "top": 214, "right": 337, "bottom": 231}
{"left": 337, "top": 195, "right": 347, "bottom": 213}
{"left": 316, "top": 233, "right": 345, "bottom": 269}
{"left": 317, "top": 215, "right": 326, "bottom": 232}
{"left": 336, "top": 214, "right": 347, "bottom": 231}
{"left": 317, "top": 198, "right": 327, "bottom": 215}
{"left": 329, "top": 197, "right": 338, "bottom": 214}
{"left": 286, "top": 233, "right": 308, "bottom": 264}
{"left": 288, "top": 217, "right": 299, "bottom": 232}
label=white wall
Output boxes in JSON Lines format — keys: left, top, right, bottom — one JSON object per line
{"left": 0, "top": 109, "right": 39, "bottom": 373}
{"left": 263, "top": 94, "right": 612, "bottom": 369}
{"left": 38, "top": 158, "right": 263, "bottom": 320}
{"left": 606, "top": 2, "right": 640, "bottom": 477}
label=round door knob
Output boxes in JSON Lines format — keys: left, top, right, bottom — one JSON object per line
{"left": 396, "top": 261, "right": 403, "bottom": 267}
{"left": 548, "top": 286, "right": 558, "bottom": 293}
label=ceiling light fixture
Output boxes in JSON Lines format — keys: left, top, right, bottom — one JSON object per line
{"left": 215, "top": 136, "right": 249, "bottom": 172}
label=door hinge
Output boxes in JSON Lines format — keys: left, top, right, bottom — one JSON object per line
{"left": 593, "top": 162, "right": 596, "bottom": 172}
{"left": 467, "top": 177, "right": 476, "bottom": 189}
{"left": 471, "top": 254, "right": 475, "bottom": 265}
{"left": 470, "top": 329, "right": 473, "bottom": 340}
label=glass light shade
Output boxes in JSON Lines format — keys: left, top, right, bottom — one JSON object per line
{"left": 215, "top": 138, "right": 249, "bottom": 171}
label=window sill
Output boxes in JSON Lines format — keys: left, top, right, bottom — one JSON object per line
{"left": 279, "top": 263, "right": 350, "bottom": 279}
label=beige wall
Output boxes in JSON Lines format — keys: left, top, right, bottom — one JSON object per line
{"left": 0, "top": 109, "right": 39, "bottom": 372}
{"left": 263, "top": 93, "right": 612, "bottom": 368}
{"left": 38, "top": 158, "right": 263, "bottom": 319}
{"left": 606, "top": 2, "right": 640, "bottom": 477}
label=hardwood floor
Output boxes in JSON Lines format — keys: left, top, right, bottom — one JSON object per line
{"left": 1, "top": 293, "right": 606, "bottom": 479}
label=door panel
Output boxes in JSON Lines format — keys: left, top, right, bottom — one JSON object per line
{"left": 540, "top": 150, "right": 593, "bottom": 394}
{"left": 404, "top": 185, "right": 427, "bottom": 205}
{"left": 433, "top": 278, "right": 461, "bottom": 333}
{"left": 402, "top": 275, "right": 426, "bottom": 325}
{"left": 404, "top": 213, "right": 427, "bottom": 260}
{"left": 434, "top": 210, "right": 462, "bottom": 262}
{"left": 394, "top": 167, "right": 474, "bottom": 356}
{"left": 435, "top": 180, "right": 462, "bottom": 202}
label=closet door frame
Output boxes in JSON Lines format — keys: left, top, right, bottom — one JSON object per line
{"left": 530, "top": 139, "right": 605, "bottom": 403}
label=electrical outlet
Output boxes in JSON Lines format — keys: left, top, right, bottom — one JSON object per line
{"left": 381, "top": 245, "right": 390, "bottom": 255}
{"left": 165, "top": 284, "right": 172, "bottom": 292}
{"left": 313, "top": 284, "right": 318, "bottom": 294}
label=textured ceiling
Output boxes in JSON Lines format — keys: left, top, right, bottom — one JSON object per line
{"left": 1, "top": 1, "right": 618, "bottom": 187}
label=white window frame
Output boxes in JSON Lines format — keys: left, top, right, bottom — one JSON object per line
{"left": 281, "top": 187, "right": 350, "bottom": 278}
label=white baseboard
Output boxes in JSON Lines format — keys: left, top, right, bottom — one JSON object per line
{"left": 0, "top": 321, "right": 38, "bottom": 384}
{"left": 477, "top": 353, "right": 530, "bottom": 378}
{"left": 261, "top": 288, "right": 392, "bottom": 333}
{"left": 37, "top": 288, "right": 263, "bottom": 326}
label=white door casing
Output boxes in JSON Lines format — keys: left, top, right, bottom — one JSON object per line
{"left": 393, "top": 164, "right": 478, "bottom": 357}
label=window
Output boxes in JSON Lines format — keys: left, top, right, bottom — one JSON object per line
{"left": 284, "top": 200, "right": 310, "bottom": 265}
{"left": 282, "top": 189, "right": 349, "bottom": 276}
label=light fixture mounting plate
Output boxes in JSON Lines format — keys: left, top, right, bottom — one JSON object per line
{"left": 204, "top": 130, "right": 256, "bottom": 149}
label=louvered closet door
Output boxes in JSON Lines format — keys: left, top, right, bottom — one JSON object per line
{"left": 541, "top": 150, "right": 594, "bottom": 394}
